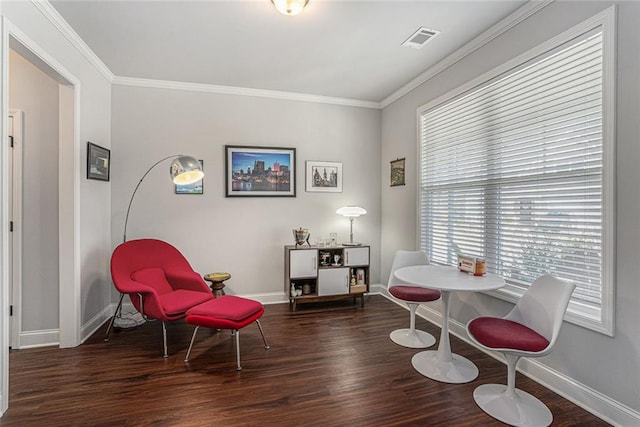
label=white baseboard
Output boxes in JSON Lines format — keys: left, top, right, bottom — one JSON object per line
{"left": 20, "top": 301, "right": 137, "bottom": 347}
{"left": 233, "top": 291, "right": 288, "bottom": 305}
{"left": 18, "top": 329, "right": 59, "bottom": 349}
{"left": 81, "top": 304, "right": 114, "bottom": 344}
{"left": 375, "top": 288, "right": 640, "bottom": 426}
{"left": 369, "top": 284, "right": 387, "bottom": 295}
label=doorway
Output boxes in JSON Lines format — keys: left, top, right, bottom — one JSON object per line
{"left": 8, "top": 48, "right": 63, "bottom": 349}
{"left": 4, "top": 39, "right": 80, "bottom": 345}
{"left": 2, "top": 21, "right": 82, "bottom": 416}
{"left": 2, "top": 32, "right": 81, "bottom": 416}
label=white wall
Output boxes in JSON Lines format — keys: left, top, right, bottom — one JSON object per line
{"left": 9, "top": 50, "right": 59, "bottom": 331}
{"left": 0, "top": 0, "right": 112, "bottom": 353}
{"left": 381, "top": 0, "right": 640, "bottom": 419}
{"left": 111, "top": 85, "right": 381, "bottom": 298}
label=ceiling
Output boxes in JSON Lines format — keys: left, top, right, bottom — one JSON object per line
{"left": 49, "top": 0, "right": 529, "bottom": 104}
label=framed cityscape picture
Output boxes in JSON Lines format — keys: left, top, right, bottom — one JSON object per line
{"left": 305, "top": 161, "right": 342, "bottom": 192}
{"left": 225, "top": 145, "right": 296, "bottom": 197}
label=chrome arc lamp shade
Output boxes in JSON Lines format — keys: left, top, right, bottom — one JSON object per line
{"left": 170, "top": 155, "right": 204, "bottom": 185}
{"left": 123, "top": 154, "right": 204, "bottom": 242}
{"left": 336, "top": 206, "right": 367, "bottom": 246}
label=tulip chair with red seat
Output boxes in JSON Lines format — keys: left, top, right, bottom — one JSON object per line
{"left": 466, "top": 275, "right": 575, "bottom": 427}
{"left": 106, "top": 238, "right": 214, "bottom": 357}
{"left": 387, "top": 250, "right": 441, "bottom": 348}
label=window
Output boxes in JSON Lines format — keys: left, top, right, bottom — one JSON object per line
{"left": 418, "top": 9, "right": 615, "bottom": 335}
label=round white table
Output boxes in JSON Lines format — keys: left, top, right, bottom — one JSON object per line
{"left": 394, "top": 264, "right": 505, "bottom": 384}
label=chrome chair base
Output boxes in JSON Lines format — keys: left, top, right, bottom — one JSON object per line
{"left": 185, "top": 320, "right": 270, "bottom": 370}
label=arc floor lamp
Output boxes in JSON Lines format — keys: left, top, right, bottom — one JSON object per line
{"left": 122, "top": 154, "right": 204, "bottom": 242}
{"left": 105, "top": 154, "right": 204, "bottom": 340}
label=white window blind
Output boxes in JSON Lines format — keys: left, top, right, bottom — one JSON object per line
{"left": 418, "top": 23, "right": 613, "bottom": 332}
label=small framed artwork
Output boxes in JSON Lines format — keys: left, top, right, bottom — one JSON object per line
{"left": 175, "top": 160, "right": 204, "bottom": 194}
{"left": 225, "top": 145, "right": 296, "bottom": 197}
{"left": 87, "top": 142, "right": 110, "bottom": 181}
{"left": 305, "top": 161, "right": 342, "bottom": 193}
{"left": 390, "top": 158, "right": 405, "bottom": 187}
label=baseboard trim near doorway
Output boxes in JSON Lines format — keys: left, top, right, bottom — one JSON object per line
{"left": 16, "top": 329, "right": 59, "bottom": 349}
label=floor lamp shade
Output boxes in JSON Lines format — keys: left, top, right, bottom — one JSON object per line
{"left": 123, "top": 154, "right": 204, "bottom": 242}
{"left": 171, "top": 156, "right": 204, "bottom": 185}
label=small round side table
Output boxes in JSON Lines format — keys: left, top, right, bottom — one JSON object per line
{"left": 203, "top": 272, "right": 231, "bottom": 298}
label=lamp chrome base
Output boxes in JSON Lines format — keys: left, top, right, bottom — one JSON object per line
{"left": 342, "top": 242, "right": 362, "bottom": 246}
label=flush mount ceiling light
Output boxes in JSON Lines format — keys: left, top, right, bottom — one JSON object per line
{"left": 271, "top": 0, "right": 309, "bottom": 16}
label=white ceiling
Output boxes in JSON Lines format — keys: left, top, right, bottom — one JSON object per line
{"left": 49, "top": 0, "right": 528, "bottom": 104}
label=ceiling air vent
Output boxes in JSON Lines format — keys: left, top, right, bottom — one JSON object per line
{"left": 401, "top": 27, "right": 440, "bottom": 49}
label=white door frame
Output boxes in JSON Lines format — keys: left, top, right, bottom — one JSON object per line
{"left": 8, "top": 109, "right": 22, "bottom": 349}
{"left": 1, "top": 18, "right": 82, "bottom": 414}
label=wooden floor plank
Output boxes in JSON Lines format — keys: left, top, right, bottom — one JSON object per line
{"left": 4, "top": 295, "right": 608, "bottom": 426}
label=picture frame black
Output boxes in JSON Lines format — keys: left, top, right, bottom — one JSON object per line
{"left": 225, "top": 145, "right": 296, "bottom": 197}
{"left": 87, "top": 141, "right": 110, "bottom": 181}
{"left": 390, "top": 158, "right": 405, "bottom": 187}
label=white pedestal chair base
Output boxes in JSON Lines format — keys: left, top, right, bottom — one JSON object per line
{"left": 411, "top": 350, "right": 479, "bottom": 383}
{"left": 389, "top": 328, "right": 436, "bottom": 348}
{"left": 473, "top": 383, "right": 552, "bottom": 427}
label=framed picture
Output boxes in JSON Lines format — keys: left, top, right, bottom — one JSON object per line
{"left": 175, "top": 160, "right": 204, "bottom": 194}
{"left": 305, "top": 161, "right": 342, "bottom": 192}
{"left": 225, "top": 145, "right": 296, "bottom": 197}
{"left": 87, "top": 142, "right": 110, "bottom": 181}
{"left": 390, "top": 158, "right": 405, "bottom": 187}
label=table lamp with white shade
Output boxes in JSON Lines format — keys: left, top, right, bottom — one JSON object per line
{"left": 336, "top": 206, "right": 367, "bottom": 246}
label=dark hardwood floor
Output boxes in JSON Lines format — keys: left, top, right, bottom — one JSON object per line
{"left": 3, "top": 295, "right": 608, "bottom": 426}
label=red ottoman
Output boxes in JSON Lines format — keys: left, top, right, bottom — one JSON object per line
{"left": 184, "top": 295, "right": 270, "bottom": 370}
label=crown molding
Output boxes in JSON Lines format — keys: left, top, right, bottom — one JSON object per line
{"left": 32, "top": 0, "right": 551, "bottom": 110}
{"left": 380, "top": 0, "right": 554, "bottom": 108}
{"left": 31, "top": 0, "right": 114, "bottom": 82}
{"left": 31, "top": 0, "right": 377, "bottom": 109}
{"left": 112, "top": 76, "right": 382, "bottom": 109}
